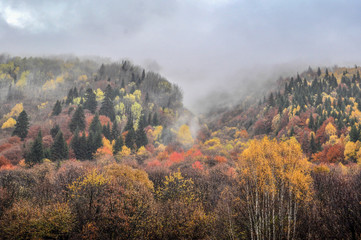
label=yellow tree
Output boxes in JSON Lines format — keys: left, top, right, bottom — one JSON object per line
{"left": 238, "top": 137, "right": 312, "bottom": 240}
{"left": 177, "top": 124, "right": 194, "bottom": 148}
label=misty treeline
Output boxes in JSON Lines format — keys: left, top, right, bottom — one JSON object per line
{"left": 0, "top": 56, "right": 361, "bottom": 239}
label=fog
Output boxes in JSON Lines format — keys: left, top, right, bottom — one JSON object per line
{"left": 1, "top": 0, "right": 361, "bottom": 113}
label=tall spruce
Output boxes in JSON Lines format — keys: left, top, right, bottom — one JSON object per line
{"left": 125, "top": 127, "right": 136, "bottom": 150}
{"left": 84, "top": 88, "right": 97, "bottom": 113}
{"left": 152, "top": 112, "right": 159, "bottom": 126}
{"left": 102, "top": 123, "right": 111, "bottom": 140}
{"left": 99, "top": 94, "right": 115, "bottom": 121}
{"left": 12, "top": 110, "right": 29, "bottom": 140}
{"left": 69, "top": 106, "right": 86, "bottom": 133}
{"left": 349, "top": 125, "right": 359, "bottom": 142}
{"left": 113, "top": 136, "right": 124, "bottom": 155}
{"left": 89, "top": 113, "right": 102, "bottom": 134}
{"left": 52, "top": 100, "right": 62, "bottom": 116}
{"left": 26, "top": 130, "right": 44, "bottom": 166}
{"left": 66, "top": 88, "right": 74, "bottom": 105}
{"left": 136, "top": 116, "right": 148, "bottom": 148}
{"left": 111, "top": 122, "right": 120, "bottom": 140}
{"left": 50, "top": 130, "right": 68, "bottom": 161}
{"left": 50, "top": 124, "right": 60, "bottom": 139}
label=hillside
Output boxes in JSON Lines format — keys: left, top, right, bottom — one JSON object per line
{"left": 205, "top": 66, "right": 361, "bottom": 163}
{"left": 0, "top": 57, "right": 360, "bottom": 239}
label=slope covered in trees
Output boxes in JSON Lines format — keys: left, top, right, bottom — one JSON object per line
{"left": 0, "top": 56, "right": 361, "bottom": 239}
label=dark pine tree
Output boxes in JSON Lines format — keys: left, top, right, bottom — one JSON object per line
{"left": 66, "top": 88, "right": 74, "bottom": 105}
{"left": 308, "top": 113, "right": 314, "bottom": 131}
{"left": 52, "top": 100, "right": 62, "bottom": 116}
{"left": 102, "top": 123, "right": 111, "bottom": 140}
{"left": 113, "top": 136, "right": 124, "bottom": 155}
{"left": 50, "top": 124, "right": 60, "bottom": 139}
{"left": 84, "top": 88, "right": 97, "bottom": 113}
{"left": 124, "top": 114, "right": 134, "bottom": 132}
{"left": 69, "top": 106, "right": 86, "bottom": 133}
{"left": 89, "top": 113, "right": 102, "bottom": 134}
{"left": 152, "top": 112, "right": 159, "bottom": 126}
{"left": 98, "top": 64, "right": 105, "bottom": 79}
{"left": 99, "top": 95, "right": 115, "bottom": 121}
{"left": 111, "top": 122, "right": 120, "bottom": 140}
{"left": 349, "top": 125, "right": 359, "bottom": 142}
{"left": 50, "top": 130, "right": 68, "bottom": 161}
{"left": 310, "top": 134, "right": 317, "bottom": 155}
{"left": 25, "top": 130, "right": 44, "bottom": 166}
{"left": 71, "top": 131, "right": 87, "bottom": 160}
{"left": 12, "top": 110, "right": 29, "bottom": 140}
{"left": 317, "top": 67, "right": 321, "bottom": 77}
{"left": 135, "top": 116, "right": 148, "bottom": 148}
{"left": 125, "top": 127, "right": 136, "bottom": 150}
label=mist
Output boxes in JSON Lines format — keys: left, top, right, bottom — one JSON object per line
{"left": 1, "top": 0, "right": 361, "bottom": 113}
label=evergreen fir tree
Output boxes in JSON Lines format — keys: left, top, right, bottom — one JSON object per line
{"left": 69, "top": 106, "right": 86, "bottom": 133}
{"left": 152, "top": 112, "right": 159, "bottom": 126}
{"left": 121, "top": 79, "right": 125, "bottom": 89}
{"left": 135, "top": 116, "right": 148, "bottom": 148}
{"left": 73, "top": 87, "right": 79, "bottom": 98}
{"left": 124, "top": 115, "right": 134, "bottom": 132}
{"left": 102, "top": 123, "right": 111, "bottom": 140}
{"left": 98, "top": 64, "right": 105, "bottom": 79}
{"left": 310, "top": 134, "right": 317, "bottom": 154}
{"left": 125, "top": 127, "right": 136, "bottom": 150}
{"left": 52, "top": 100, "right": 62, "bottom": 116}
{"left": 148, "top": 113, "right": 152, "bottom": 126}
{"left": 89, "top": 113, "right": 102, "bottom": 134}
{"left": 317, "top": 67, "right": 321, "bottom": 76}
{"left": 113, "top": 136, "right": 124, "bottom": 155}
{"left": 66, "top": 88, "right": 74, "bottom": 105}
{"left": 51, "top": 131, "right": 68, "bottom": 161}
{"left": 111, "top": 122, "right": 120, "bottom": 140}
{"left": 99, "top": 95, "right": 115, "bottom": 121}
{"left": 26, "top": 130, "right": 44, "bottom": 166}
{"left": 12, "top": 110, "right": 29, "bottom": 140}
{"left": 349, "top": 125, "right": 359, "bottom": 142}
{"left": 308, "top": 113, "right": 314, "bottom": 130}
{"left": 105, "top": 84, "right": 114, "bottom": 100}
{"left": 50, "top": 124, "right": 60, "bottom": 139}
{"left": 84, "top": 88, "right": 97, "bottom": 113}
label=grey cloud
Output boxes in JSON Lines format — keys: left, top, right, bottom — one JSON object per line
{"left": 1, "top": 0, "right": 361, "bottom": 112}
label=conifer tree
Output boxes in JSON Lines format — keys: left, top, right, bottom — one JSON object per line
{"left": 111, "top": 122, "right": 120, "bottom": 140}
{"left": 124, "top": 115, "right": 134, "bottom": 132}
{"left": 66, "top": 88, "right": 74, "bottom": 105}
{"left": 99, "top": 95, "right": 115, "bottom": 121}
{"left": 51, "top": 131, "right": 68, "bottom": 161}
{"left": 121, "top": 79, "right": 125, "bottom": 89}
{"left": 52, "top": 100, "right": 62, "bottom": 116}
{"left": 317, "top": 67, "right": 321, "bottom": 76}
{"left": 71, "top": 131, "right": 87, "bottom": 160}
{"left": 113, "top": 136, "right": 124, "bottom": 155}
{"left": 26, "top": 130, "right": 44, "bottom": 165}
{"left": 89, "top": 113, "right": 102, "bottom": 134}
{"left": 152, "top": 112, "right": 159, "bottom": 126}
{"left": 69, "top": 106, "right": 86, "bottom": 133}
{"left": 50, "top": 124, "right": 60, "bottom": 139}
{"left": 83, "top": 88, "right": 97, "bottom": 113}
{"left": 308, "top": 113, "right": 314, "bottom": 130}
{"left": 102, "top": 123, "right": 111, "bottom": 140}
{"left": 136, "top": 116, "right": 148, "bottom": 148}
{"left": 125, "top": 127, "right": 136, "bottom": 150}
{"left": 310, "top": 134, "right": 317, "bottom": 154}
{"left": 349, "top": 125, "right": 359, "bottom": 142}
{"left": 12, "top": 110, "right": 29, "bottom": 140}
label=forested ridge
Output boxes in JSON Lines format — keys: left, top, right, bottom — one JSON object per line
{"left": 0, "top": 56, "right": 360, "bottom": 239}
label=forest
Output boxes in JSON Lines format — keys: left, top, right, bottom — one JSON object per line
{"left": 0, "top": 55, "right": 360, "bottom": 239}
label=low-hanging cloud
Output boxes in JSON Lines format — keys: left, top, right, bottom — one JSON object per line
{"left": 1, "top": 0, "right": 361, "bottom": 112}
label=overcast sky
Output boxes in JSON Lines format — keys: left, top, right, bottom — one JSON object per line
{"left": 1, "top": 0, "right": 361, "bottom": 110}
